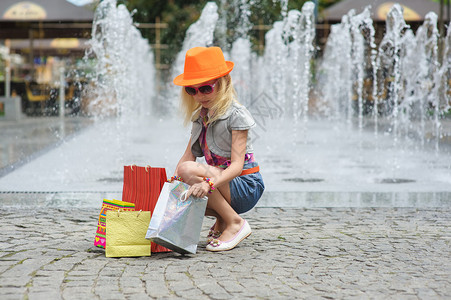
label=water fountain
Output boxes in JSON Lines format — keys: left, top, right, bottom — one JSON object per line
{"left": 161, "top": 1, "right": 233, "bottom": 114}
{"left": 0, "top": 0, "right": 163, "bottom": 204}
{"left": 0, "top": 0, "right": 450, "bottom": 208}
{"left": 166, "top": 0, "right": 451, "bottom": 206}
{"left": 85, "top": 0, "right": 155, "bottom": 120}
{"left": 320, "top": 4, "right": 450, "bottom": 148}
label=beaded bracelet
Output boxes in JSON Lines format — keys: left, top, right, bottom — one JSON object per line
{"left": 203, "top": 177, "right": 215, "bottom": 194}
{"left": 168, "top": 176, "right": 183, "bottom": 183}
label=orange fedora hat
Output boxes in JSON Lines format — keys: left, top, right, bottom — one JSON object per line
{"left": 173, "top": 47, "right": 234, "bottom": 86}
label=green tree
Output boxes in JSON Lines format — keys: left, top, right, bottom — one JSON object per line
{"left": 118, "top": 0, "right": 208, "bottom": 66}
{"left": 118, "top": 0, "right": 341, "bottom": 66}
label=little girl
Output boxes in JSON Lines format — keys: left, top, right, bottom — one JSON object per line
{"left": 172, "top": 46, "right": 265, "bottom": 252}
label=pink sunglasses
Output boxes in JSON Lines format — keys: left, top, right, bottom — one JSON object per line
{"left": 185, "top": 80, "right": 217, "bottom": 96}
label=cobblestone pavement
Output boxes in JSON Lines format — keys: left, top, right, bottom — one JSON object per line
{"left": 0, "top": 207, "right": 449, "bottom": 300}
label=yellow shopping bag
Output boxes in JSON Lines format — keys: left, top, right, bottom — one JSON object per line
{"left": 95, "top": 199, "right": 135, "bottom": 248}
{"left": 105, "top": 210, "right": 151, "bottom": 258}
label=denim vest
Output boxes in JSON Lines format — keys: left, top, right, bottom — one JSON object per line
{"left": 190, "top": 101, "right": 256, "bottom": 158}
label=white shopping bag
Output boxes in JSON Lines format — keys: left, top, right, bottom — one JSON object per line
{"left": 146, "top": 181, "right": 207, "bottom": 254}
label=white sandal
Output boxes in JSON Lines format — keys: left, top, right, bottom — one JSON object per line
{"left": 206, "top": 220, "right": 251, "bottom": 252}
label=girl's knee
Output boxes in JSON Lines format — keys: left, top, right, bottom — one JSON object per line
{"left": 177, "top": 161, "right": 197, "bottom": 182}
{"left": 178, "top": 161, "right": 220, "bottom": 184}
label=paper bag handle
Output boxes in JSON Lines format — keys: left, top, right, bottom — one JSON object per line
{"left": 116, "top": 209, "right": 142, "bottom": 217}
{"left": 180, "top": 190, "right": 189, "bottom": 202}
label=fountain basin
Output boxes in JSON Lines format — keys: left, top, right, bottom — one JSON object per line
{"left": 0, "top": 117, "right": 449, "bottom": 208}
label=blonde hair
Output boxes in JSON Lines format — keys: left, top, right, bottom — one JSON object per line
{"left": 180, "top": 74, "right": 237, "bottom": 126}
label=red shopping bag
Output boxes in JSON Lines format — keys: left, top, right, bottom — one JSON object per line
{"left": 122, "top": 165, "right": 170, "bottom": 253}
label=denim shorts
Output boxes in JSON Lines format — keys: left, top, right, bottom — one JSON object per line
{"left": 229, "top": 163, "right": 265, "bottom": 214}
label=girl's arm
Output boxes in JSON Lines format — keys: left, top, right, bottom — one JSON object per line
{"left": 185, "top": 130, "right": 248, "bottom": 198}
{"left": 211, "top": 129, "right": 248, "bottom": 188}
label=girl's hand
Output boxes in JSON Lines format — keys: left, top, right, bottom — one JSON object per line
{"left": 186, "top": 181, "right": 210, "bottom": 199}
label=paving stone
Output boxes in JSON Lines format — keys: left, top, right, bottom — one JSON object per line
{"left": 0, "top": 207, "right": 450, "bottom": 299}
{"left": 28, "top": 290, "right": 62, "bottom": 300}
{"left": 145, "top": 281, "right": 172, "bottom": 298}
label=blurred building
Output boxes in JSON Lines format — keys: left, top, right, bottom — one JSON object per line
{"left": 317, "top": 0, "right": 448, "bottom": 46}
{"left": 0, "top": 0, "right": 95, "bottom": 116}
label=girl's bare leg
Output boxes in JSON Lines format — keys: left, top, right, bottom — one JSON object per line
{"left": 177, "top": 161, "right": 244, "bottom": 241}
{"left": 205, "top": 208, "right": 225, "bottom": 232}
{"left": 206, "top": 191, "right": 244, "bottom": 241}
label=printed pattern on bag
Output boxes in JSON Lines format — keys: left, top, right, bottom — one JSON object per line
{"left": 170, "top": 181, "right": 186, "bottom": 200}
{"left": 95, "top": 199, "right": 135, "bottom": 248}
{"left": 170, "top": 181, "right": 192, "bottom": 208}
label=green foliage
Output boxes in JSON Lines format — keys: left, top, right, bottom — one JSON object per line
{"left": 119, "top": 0, "right": 208, "bottom": 66}
{"left": 319, "top": 0, "right": 342, "bottom": 9}
{"left": 117, "top": 0, "right": 342, "bottom": 66}
{"left": 216, "top": 0, "right": 282, "bottom": 52}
